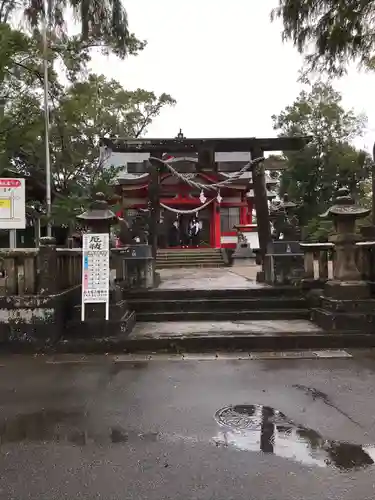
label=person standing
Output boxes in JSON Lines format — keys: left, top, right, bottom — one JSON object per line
{"left": 168, "top": 219, "right": 179, "bottom": 247}
{"left": 179, "top": 215, "right": 189, "bottom": 248}
{"left": 189, "top": 217, "right": 201, "bottom": 247}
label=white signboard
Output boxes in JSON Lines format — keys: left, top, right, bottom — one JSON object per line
{"left": 214, "top": 152, "right": 251, "bottom": 162}
{"left": 0, "top": 178, "right": 26, "bottom": 229}
{"left": 81, "top": 233, "right": 110, "bottom": 321}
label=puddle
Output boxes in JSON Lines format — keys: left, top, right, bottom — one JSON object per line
{"left": 0, "top": 409, "right": 159, "bottom": 446}
{"left": 214, "top": 404, "right": 375, "bottom": 470}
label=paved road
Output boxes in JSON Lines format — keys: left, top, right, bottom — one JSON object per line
{"left": 158, "top": 263, "right": 333, "bottom": 287}
{"left": 158, "top": 267, "right": 264, "bottom": 289}
{"left": 1, "top": 354, "right": 375, "bottom": 499}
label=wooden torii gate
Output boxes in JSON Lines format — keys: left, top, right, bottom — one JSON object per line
{"left": 101, "top": 135, "right": 311, "bottom": 268}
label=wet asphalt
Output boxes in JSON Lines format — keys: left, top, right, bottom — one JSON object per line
{"left": 1, "top": 355, "right": 375, "bottom": 499}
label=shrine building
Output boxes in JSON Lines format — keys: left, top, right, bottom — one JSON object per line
{"left": 105, "top": 150, "right": 277, "bottom": 249}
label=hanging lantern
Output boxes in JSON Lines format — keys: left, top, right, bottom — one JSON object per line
{"left": 216, "top": 191, "right": 222, "bottom": 204}
{"left": 199, "top": 190, "right": 207, "bottom": 204}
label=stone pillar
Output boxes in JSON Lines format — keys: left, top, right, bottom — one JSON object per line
{"left": 372, "top": 141, "right": 375, "bottom": 226}
{"left": 145, "top": 259, "right": 154, "bottom": 288}
{"left": 251, "top": 149, "right": 271, "bottom": 261}
{"left": 148, "top": 156, "right": 161, "bottom": 260}
{"left": 37, "top": 237, "right": 58, "bottom": 295}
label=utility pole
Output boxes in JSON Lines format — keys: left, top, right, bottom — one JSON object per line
{"left": 42, "top": 0, "right": 52, "bottom": 237}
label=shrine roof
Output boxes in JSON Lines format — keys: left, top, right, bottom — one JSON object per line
{"left": 101, "top": 135, "right": 312, "bottom": 153}
{"left": 106, "top": 151, "right": 278, "bottom": 187}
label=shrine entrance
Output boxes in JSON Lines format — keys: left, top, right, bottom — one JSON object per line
{"left": 161, "top": 205, "right": 212, "bottom": 248}
{"left": 102, "top": 133, "right": 312, "bottom": 275}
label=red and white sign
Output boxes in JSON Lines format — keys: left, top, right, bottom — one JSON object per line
{"left": 0, "top": 178, "right": 26, "bottom": 229}
{"left": 0, "top": 179, "right": 21, "bottom": 188}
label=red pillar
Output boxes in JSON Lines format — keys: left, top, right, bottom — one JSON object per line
{"left": 240, "top": 201, "right": 247, "bottom": 225}
{"left": 213, "top": 202, "right": 221, "bottom": 248}
{"left": 247, "top": 199, "right": 253, "bottom": 224}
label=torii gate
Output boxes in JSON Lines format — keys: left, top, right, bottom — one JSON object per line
{"left": 100, "top": 134, "right": 311, "bottom": 270}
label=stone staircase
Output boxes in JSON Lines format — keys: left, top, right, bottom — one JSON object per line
{"left": 127, "top": 286, "right": 310, "bottom": 322}
{"left": 156, "top": 248, "right": 226, "bottom": 269}
{"left": 57, "top": 282, "right": 375, "bottom": 354}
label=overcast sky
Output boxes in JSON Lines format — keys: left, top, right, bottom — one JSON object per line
{"left": 90, "top": 0, "right": 375, "bottom": 153}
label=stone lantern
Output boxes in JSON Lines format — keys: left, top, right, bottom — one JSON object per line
{"left": 281, "top": 194, "right": 301, "bottom": 241}
{"left": 281, "top": 193, "right": 297, "bottom": 215}
{"left": 321, "top": 187, "right": 370, "bottom": 298}
{"left": 77, "top": 192, "right": 118, "bottom": 235}
{"left": 264, "top": 193, "right": 304, "bottom": 285}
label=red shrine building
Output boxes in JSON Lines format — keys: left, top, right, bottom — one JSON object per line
{"left": 107, "top": 151, "right": 277, "bottom": 249}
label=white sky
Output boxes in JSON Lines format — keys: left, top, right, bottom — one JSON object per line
{"left": 90, "top": 0, "right": 375, "bottom": 153}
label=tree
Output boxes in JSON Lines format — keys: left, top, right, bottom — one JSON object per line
{"left": 0, "top": 3, "right": 174, "bottom": 229}
{"left": 1, "top": 0, "right": 145, "bottom": 59}
{"left": 2, "top": 70, "right": 175, "bottom": 223}
{"left": 0, "top": 24, "right": 46, "bottom": 175}
{"left": 271, "top": 0, "right": 375, "bottom": 75}
{"left": 272, "top": 81, "right": 371, "bottom": 239}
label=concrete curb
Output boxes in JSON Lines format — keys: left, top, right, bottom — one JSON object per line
{"left": 2, "top": 331, "right": 375, "bottom": 354}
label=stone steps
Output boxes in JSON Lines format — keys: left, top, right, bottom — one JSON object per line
{"left": 156, "top": 249, "right": 226, "bottom": 269}
{"left": 135, "top": 308, "right": 311, "bottom": 322}
{"left": 157, "top": 262, "right": 224, "bottom": 269}
{"left": 55, "top": 331, "right": 375, "bottom": 354}
{"left": 127, "top": 285, "right": 310, "bottom": 322}
{"left": 128, "top": 297, "right": 307, "bottom": 313}
{"left": 157, "top": 255, "right": 224, "bottom": 262}
{"left": 127, "top": 286, "right": 303, "bottom": 300}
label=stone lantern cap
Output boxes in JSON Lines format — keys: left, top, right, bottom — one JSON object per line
{"left": 320, "top": 188, "right": 370, "bottom": 219}
{"left": 77, "top": 192, "right": 118, "bottom": 222}
{"left": 281, "top": 193, "right": 297, "bottom": 210}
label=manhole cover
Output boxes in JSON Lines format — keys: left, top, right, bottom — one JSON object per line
{"left": 215, "top": 404, "right": 265, "bottom": 430}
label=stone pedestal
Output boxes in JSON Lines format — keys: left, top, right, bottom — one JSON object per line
{"left": 68, "top": 193, "right": 137, "bottom": 340}
{"left": 312, "top": 297, "right": 375, "bottom": 332}
{"left": 324, "top": 280, "right": 370, "bottom": 300}
{"left": 232, "top": 242, "right": 256, "bottom": 267}
{"left": 67, "top": 267, "right": 136, "bottom": 339}
{"left": 313, "top": 279, "right": 375, "bottom": 331}
{"left": 113, "top": 245, "right": 154, "bottom": 290}
{"left": 264, "top": 241, "right": 304, "bottom": 285}
{"left": 312, "top": 188, "right": 375, "bottom": 332}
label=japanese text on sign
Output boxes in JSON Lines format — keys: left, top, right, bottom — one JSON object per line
{"left": 0, "top": 178, "right": 26, "bottom": 229}
{"left": 82, "top": 233, "right": 110, "bottom": 311}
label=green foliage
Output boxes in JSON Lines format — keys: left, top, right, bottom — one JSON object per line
{"left": 272, "top": 81, "right": 371, "bottom": 241}
{"left": 0, "top": 15, "right": 175, "bottom": 226}
{"left": 271, "top": 0, "right": 375, "bottom": 75}
{"left": 303, "top": 217, "right": 333, "bottom": 242}
{"left": 2, "top": 71, "right": 175, "bottom": 222}
{"left": 1, "top": 0, "right": 145, "bottom": 60}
